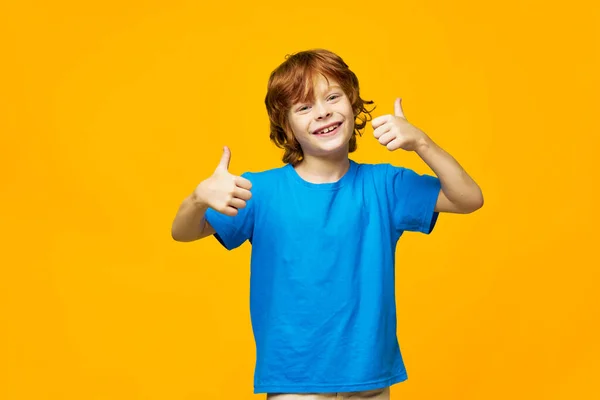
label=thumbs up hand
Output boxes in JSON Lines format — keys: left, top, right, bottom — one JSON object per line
{"left": 193, "top": 146, "right": 253, "bottom": 217}
{"left": 372, "top": 98, "right": 429, "bottom": 152}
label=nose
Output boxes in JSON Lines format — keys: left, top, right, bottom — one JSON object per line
{"left": 314, "top": 100, "right": 332, "bottom": 120}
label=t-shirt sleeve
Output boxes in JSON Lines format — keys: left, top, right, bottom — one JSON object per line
{"left": 385, "top": 164, "right": 442, "bottom": 234}
{"left": 204, "top": 172, "right": 255, "bottom": 250}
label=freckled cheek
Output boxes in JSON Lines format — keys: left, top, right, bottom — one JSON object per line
{"left": 295, "top": 119, "right": 312, "bottom": 136}
{"left": 288, "top": 120, "right": 307, "bottom": 138}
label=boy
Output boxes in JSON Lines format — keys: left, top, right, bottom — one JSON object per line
{"left": 171, "top": 49, "right": 483, "bottom": 399}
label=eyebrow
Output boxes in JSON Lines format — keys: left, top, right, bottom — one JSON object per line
{"left": 307, "top": 85, "right": 343, "bottom": 99}
{"left": 292, "top": 84, "right": 343, "bottom": 107}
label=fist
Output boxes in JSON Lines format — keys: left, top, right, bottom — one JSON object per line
{"left": 372, "top": 98, "right": 427, "bottom": 152}
{"left": 194, "top": 146, "right": 252, "bottom": 216}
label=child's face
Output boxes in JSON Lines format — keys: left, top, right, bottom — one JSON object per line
{"left": 286, "top": 74, "right": 354, "bottom": 160}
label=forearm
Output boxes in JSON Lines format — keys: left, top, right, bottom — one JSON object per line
{"left": 171, "top": 193, "right": 209, "bottom": 242}
{"left": 416, "top": 136, "right": 483, "bottom": 211}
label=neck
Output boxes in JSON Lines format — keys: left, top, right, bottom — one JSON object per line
{"left": 293, "top": 152, "right": 350, "bottom": 184}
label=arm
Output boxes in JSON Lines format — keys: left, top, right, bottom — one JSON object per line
{"left": 171, "top": 194, "right": 216, "bottom": 242}
{"left": 372, "top": 98, "right": 483, "bottom": 214}
{"left": 415, "top": 137, "right": 484, "bottom": 214}
{"left": 171, "top": 146, "right": 250, "bottom": 243}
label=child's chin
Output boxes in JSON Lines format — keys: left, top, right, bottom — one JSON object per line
{"left": 317, "top": 141, "right": 350, "bottom": 154}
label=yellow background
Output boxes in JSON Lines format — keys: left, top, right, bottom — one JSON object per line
{"left": 2, "top": 0, "right": 598, "bottom": 399}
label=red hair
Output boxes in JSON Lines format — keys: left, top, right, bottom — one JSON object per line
{"left": 264, "top": 49, "right": 375, "bottom": 165}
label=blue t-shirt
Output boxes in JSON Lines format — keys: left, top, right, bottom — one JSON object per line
{"left": 204, "top": 159, "right": 441, "bottom": 394}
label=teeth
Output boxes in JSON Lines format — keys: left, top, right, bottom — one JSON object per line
{"left": 318, "top": 123, "right": 339, "bottom": 134}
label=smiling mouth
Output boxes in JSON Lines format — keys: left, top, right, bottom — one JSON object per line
{"left": 313, "top": 122, "right": 342, "bottom": 136}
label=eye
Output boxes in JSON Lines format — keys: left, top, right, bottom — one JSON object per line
{"left": 328, "top": 94, "right": 341, "bottom": 101}
{"left": 297, "top": 105, "right": 310, "bottom": 112}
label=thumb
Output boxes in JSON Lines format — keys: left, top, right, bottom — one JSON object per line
{"left": 216, "top": 146, "right": 231, "bottom": 171}
{"left": 394, "top": 98, "right": 405, "bottom": 118}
